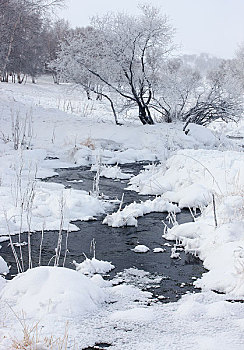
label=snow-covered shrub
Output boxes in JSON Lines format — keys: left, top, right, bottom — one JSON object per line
{"left": 11, "top": 109, "right": 33, "bottom": 150}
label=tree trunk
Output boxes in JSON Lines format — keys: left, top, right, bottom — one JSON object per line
{"left": 17, "top": 73, "right": 25, "bottom": 84}
{"left": 52, "top": 72, "right": 59, "bottom": 84}
{"left": 138, "top": 105, "right": 154, "bottom": 125}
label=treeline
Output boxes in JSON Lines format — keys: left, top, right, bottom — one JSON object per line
{"left": 0, "top": 0, "right": 66, "bottom": 83}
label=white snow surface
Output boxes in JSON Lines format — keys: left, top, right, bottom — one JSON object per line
{"left": 1, "top": 272, "right": 244, "bottom": 349}
{"left": 0, "top": 77, "right": 244, "bottom": 349}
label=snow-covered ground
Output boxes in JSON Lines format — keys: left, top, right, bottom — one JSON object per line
{"left": 0, "top": 76, "right": 244, "bottom": 349}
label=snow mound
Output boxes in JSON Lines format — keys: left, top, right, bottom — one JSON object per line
{"left": 103, "top": 197, "right": 180, "bottom": 227}
{"left": 0, "top": 266, "right": 105, "bottom": 317}
{"left": 73, "top": 257, "right": 115, "bottom": 275}
{"left": 185, "top": 123, "right": 218, "bottom": 147}
{"left": 132, "top": 245, "right": 150, "bottom": 253}
{"left": 163, "top": 183, "right": 212, "bottom": 209}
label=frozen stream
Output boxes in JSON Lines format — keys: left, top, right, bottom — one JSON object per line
{"left": 1, "top": 163, "right": 205, "bottom": 303}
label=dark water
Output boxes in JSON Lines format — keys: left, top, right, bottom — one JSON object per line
{"left": 1, "top": 163, "right": 205, "bottom": 303}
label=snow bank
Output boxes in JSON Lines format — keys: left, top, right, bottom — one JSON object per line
{"left": 0, "top": 149, "right": 107, "bottom": 236}
{"left": 0, "top": 181, "right": 106, "bottom": 235}
{"left": 165, "top": 195, "right": 244, "bottom": 296}
{"left": 185, "top": 123, "right": 219, "bottom": 147}
{"left": 0, "top": 277, "right": 6, "bottom": 292}
{"left": 74, "top": 257, "right": 115, "bottom": 275}
{"left": 0, "top": 266, "right": 105, "bottom": 317}
{"left": 128, "top": 148, "right": 244, "bottom": 296}
{"left": 163, "top": 183, "right": 212, "bottom": 209}
{"left": 128, "top": 149, "right": 244, "bottom": 207}
{"left": 103, "top": 196, "right": 180, "bottom": 227}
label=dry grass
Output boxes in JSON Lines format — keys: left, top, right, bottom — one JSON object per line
{"left": 11, "top": 321, "right": 70, "bottom": 350}
{"left": 80, "top": 137, "right": 95, "bottom": 150}
{"left": 8, "top": 310, "right": 71, "bottom": 350}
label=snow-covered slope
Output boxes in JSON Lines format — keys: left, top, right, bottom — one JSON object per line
{"left": 0, "top": 78, "right": 244, "bottom": 349}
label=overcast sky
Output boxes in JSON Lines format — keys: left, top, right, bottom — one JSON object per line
{"left": 58, "top": 0, "right": 244, "bottom": 59}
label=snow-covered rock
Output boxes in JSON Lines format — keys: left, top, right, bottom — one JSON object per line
{"left": 91, "top": 164, "right": 132, "bottom": 180}
{"left": 73, "top": 257, "right": 115, "bottom": 275}
{"left": 131, "top": 245, "right": 150, "bottom": 253}
{"left": 153, "top": 248, "right": 165, "bottom": 253}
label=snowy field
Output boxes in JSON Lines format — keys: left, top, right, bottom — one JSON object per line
{"left": 0, "top": 77, "right": 244, "bottom": 349}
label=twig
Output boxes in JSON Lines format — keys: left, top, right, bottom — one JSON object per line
{"left": 212, "top": 193, "right": 218, "bottom": 228}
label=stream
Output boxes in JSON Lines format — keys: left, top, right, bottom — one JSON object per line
{"left": 0, "top": 162, "right": 205, "bottom": 303}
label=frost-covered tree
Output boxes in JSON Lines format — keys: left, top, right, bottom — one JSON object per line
{"left": 182, "top": 60, "right": 244, "bottom": 129}
{"left": 231, "top": 44, "right": 244, "bottom": 90}
{"left": 43, "top": 19, "right": 70, "bottom": 83}
{"left": 152, "top": 58, "right": 202, "bottom": 122}
{"left": 0, "top": 0, "right": 64, "bottom": 82}
{"left": 181, "top": 53, "right": 222, "bottom": 75}
{"left": 53, "top": 5, "right": 174, "bottom": 125}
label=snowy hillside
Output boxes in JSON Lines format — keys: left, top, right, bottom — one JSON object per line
{"left": 0, "top": 77, "right": 244, "bottom": 349}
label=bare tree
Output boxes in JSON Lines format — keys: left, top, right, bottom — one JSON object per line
{"left": 152, "top": 58, "right": 202, "bottom": 122}
{"left": 53, "top": 5, "right": 175, "bottom": 125}
{"left": 0, "top": 0, "right": 64, "bottom": 81}
{"left": 182, "top": 61, "right": 243, "bottom": 129}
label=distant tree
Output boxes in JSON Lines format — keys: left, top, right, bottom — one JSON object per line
{"left": 43, "top": 19, "right": 70, "bottom": 83}
{"left": 181, "top": 52, "right": 222, "bottom": 75}
{"left": 231, "top": 44, "right": 244, "bottom": 90}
